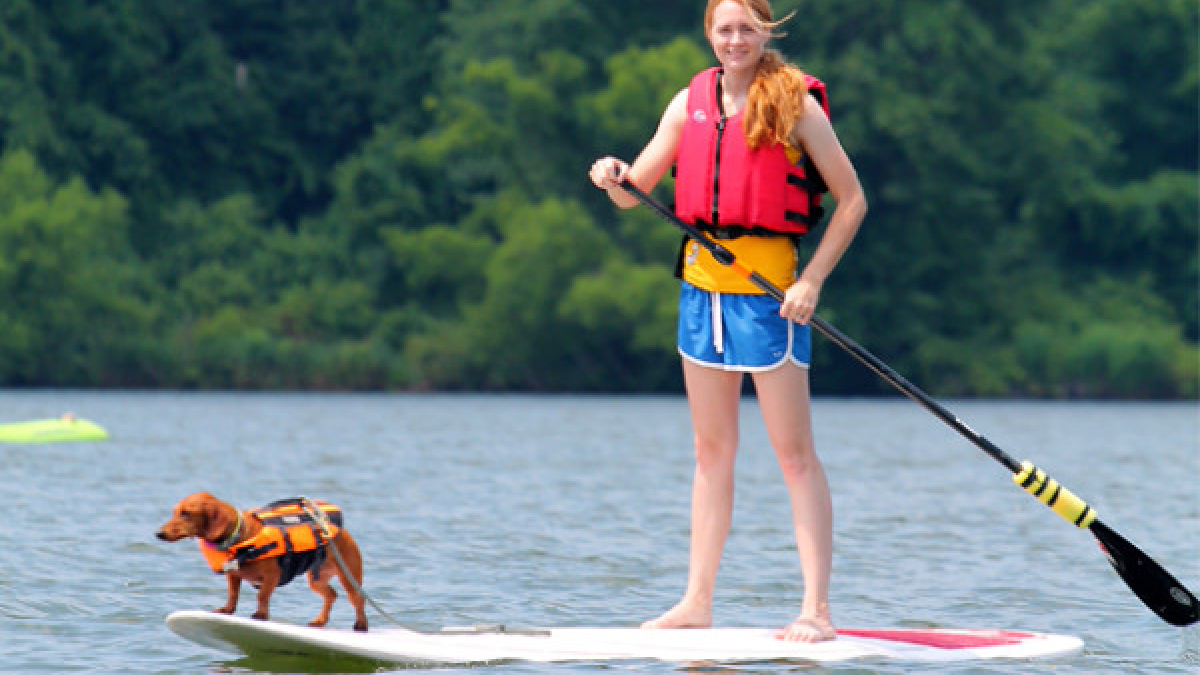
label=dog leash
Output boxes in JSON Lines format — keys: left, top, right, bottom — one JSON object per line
{"left": 300, "top": 496, "right": 409, "bottom": 629}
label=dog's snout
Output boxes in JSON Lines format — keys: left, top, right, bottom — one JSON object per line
{"left": 156, "top": 530, "right": 170, "bottom": 541}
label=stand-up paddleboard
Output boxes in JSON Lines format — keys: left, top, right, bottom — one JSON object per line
{"left": 0, "top": 417, "right": 108, "bottom": 443}
{"left": 166, "top": 610, "right": 1083, "bottom": 666}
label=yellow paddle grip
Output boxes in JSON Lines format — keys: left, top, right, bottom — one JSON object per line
{"left": 1013, "top": 461, "right": 1097, "bottom": 529}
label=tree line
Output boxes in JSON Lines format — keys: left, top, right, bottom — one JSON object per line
{"left": 1, "top": 0, "right": 1195, "bottom": 396}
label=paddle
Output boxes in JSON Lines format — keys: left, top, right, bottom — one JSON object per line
{"left": 618, "top": 177, "right": 1199, "bottom": 628}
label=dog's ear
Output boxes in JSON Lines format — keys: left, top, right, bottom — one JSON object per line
{"left": 202, "top": 497, "right": 234, "bottom": 543}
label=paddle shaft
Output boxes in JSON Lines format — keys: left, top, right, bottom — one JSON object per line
{"left": 619, "top": 177, "right": 1198, "bottom": 626}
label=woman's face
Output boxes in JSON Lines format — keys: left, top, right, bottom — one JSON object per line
{"left": 708, "top": 1, "right": 768, "bottom": 73}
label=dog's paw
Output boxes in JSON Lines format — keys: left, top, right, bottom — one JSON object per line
{"left": 353, "top": 620, "right": 368, "bottom": 632}
{"left": 251, "top": 611, "right": 269, "bottom": 621}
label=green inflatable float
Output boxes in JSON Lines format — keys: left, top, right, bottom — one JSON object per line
{"left": 0, "top": 416, "right": 109, "bottom": 443}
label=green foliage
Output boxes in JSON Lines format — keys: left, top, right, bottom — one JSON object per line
{"left": 580, "top": 37, "right": 710, "bottom": 158}
{"left": 563, "top": 260, "right": 678, "bottom": 356}
{"left": 383, "top": 225, "right": 489, "bottom": 318}
{"left": 0, "top": 1, "right": 1193, "bottom": 396}
{"left": 452, "top": 194, "right": 620, "bottom": 390}
{"left": 0, "top": 149, "right": 152, "bottom": 384}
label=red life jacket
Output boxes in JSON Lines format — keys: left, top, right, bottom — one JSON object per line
{"left": 674, "top": 66, "right": 829, "bottom": 235}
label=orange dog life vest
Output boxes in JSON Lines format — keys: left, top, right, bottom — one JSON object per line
{"left": 200, "top": 498, "right": 343, "bottom": 587}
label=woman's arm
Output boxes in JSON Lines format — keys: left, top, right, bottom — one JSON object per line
{"left": 590, "top": 88, "right": 690, "bottom": 208}
{"left": 781, "top": 93, "right": 868, "bottom": 323}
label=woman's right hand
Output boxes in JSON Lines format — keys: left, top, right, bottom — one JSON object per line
{"left": 589, "top": 156, "right": 629, "bottom": 191}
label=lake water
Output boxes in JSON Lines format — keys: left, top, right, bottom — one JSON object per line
{"left": 1, "top": 391, "right": 1197, "bottom": 674}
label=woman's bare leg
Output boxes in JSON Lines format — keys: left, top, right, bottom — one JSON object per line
{"left": 643, "top": 359, "right": 743, "bottom": 629}
{"left": 753, "top": 363, "right": 836, "bottom": 642}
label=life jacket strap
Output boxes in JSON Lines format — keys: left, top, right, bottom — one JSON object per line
{"left": 785, "top": 205, "right": 825, "bottom": 225}
{"left": 227, "top": 541, "right": 280, "bottom": 571}
{"left": 786, "top": 173, "right": 824, "bottom": 192}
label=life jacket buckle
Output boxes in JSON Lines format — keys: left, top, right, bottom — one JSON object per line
{"left": 695, "top": 220, "right": 743, "bottom": 240}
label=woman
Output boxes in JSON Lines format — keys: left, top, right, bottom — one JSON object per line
{"left": 588, "top": 0, "right": 866, "bottom": 643}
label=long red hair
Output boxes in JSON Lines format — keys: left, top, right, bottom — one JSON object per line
{"left": 704, "top": 0, "right": 810, "bottom": 149}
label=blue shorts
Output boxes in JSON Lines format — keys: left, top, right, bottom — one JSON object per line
{"left": 677, "top": 281, "right": 811, "bottom": 372}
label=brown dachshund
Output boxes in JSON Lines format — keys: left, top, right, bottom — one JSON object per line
{"left": 157, "top": 492, "right": 368, "bottom": 631}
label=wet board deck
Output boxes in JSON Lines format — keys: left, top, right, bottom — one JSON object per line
{"left": 0, "top": 418, "right": 108, "bottom": 443}
{"left": 166, "top": 610, "right": 1084, "bottom": 667}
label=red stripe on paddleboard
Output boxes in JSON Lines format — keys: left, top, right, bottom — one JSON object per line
{"left": 837, "top": 628, "right": 1036, "bottom": 650}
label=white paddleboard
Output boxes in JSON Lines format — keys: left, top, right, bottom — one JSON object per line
{"left": 166, "top": 610, "right": 1083, "bottom": 666}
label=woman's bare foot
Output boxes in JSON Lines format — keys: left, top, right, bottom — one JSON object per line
{"left": 776, "top": 615, "right": 836, "bottom": 643}
{"left": 640, "top": 600, "right": 712, "bottom": 629}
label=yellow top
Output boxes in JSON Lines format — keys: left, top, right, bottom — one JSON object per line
{"left": 681, "top": 235, "right": 797, "bottom": 294}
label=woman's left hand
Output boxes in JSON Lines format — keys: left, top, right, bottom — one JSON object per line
{"left": 780, "top": 278, "right": 820, "bottom": 325}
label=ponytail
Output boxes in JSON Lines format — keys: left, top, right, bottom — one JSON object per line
{"left": 744, "top": 49, "right": 812, "bottom": 149}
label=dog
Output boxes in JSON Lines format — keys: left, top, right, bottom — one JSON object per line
{"left": 157, "top": 492, "right": 368, "bottom": 631}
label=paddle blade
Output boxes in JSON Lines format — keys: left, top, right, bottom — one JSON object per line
{"left": 1090, "top": 520, "right": 1198, "bottom": 626}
